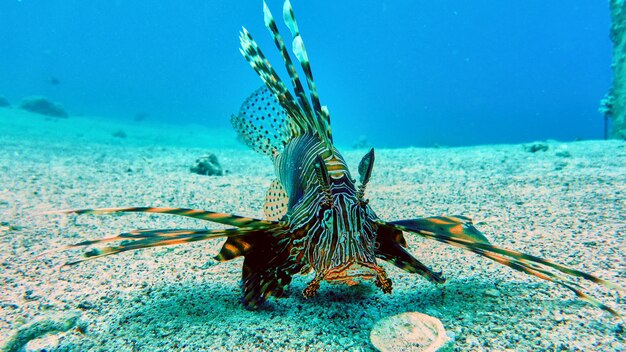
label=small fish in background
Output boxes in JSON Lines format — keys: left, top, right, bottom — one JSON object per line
{"left": 112, "top": 130, "right": 127, "bottom": 139}
{"left": 134, "top": 112, "right": 149, "bottom": 122}
{"left": 48, "top": 77, "right": 60, "bottom": 86}
{"left": 48, "top": 0, "right": 623, "bottom": 316}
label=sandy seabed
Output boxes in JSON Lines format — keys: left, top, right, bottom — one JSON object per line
{"left": 0, "top": 107, "right": 624, "bottom": 351}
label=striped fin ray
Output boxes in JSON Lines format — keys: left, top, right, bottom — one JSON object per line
{"left": 387, "top": 219, "right": 624, "bottom": 317}
{"left": 51, "top": 207, "right": 278, "bottom": 229}
{"left": 62, "top": 227, "right": 260, "bottom": 266}
{"left": 472, "top": 246, "right": 620, "bottom": 317}
{"left": 398, "top": 216, "right": 491, "bottom": 244}
{"left": 239, "top": 28, "right": 313, "bottom": 135}
{"left": 262, "top": 1, "right": 315, "bottom": 126}
{"left": 282, "top": 0, "right": 332, "bottom": 145}
{"left": 215, "top": 236, "right": 257, "bottom": 261}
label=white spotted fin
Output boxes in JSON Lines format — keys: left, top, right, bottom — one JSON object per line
{"left": 264, "top": 179, "right": 289, "bottom": 220}
{"left": 231, "top": 86, "right": 296, "bottom": 156}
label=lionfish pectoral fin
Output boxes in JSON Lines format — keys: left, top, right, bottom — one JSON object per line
{"left": 375, "top": 222, "right": 445, "bottom": 284}
{"left": 215, "top": 235, "right": 259, "bottom": 262}
{"left": 49, "top": 207, "right": 277, "bottom": 229}
{"left": 394, "top": 215, "right": 491, "bottom": 244}
{"left": 61, "top": 227, "right": 268, "bottom": 266}
{"left": 237, "top": 235, "right": 296, "bottom": 309}
{"left": 263, "top": 179, "right": 289, "bottom": 221}
{"left": 386, "top": 218, "right": 624, "bottom": 317}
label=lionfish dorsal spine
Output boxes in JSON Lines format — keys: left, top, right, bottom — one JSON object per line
{"left": 239, "top": 28, "right": 310, "bottom": 135}
{"left": 262, "top": 2, "right": 315, "bottom": 123}
{"left": 281, "top": 0, "right": 332, "bottom": 146}
{"left": 236, "top": 1, "right": 333, "bottom": 158}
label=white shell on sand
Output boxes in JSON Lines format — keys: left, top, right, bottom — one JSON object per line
{"left": 370, "top": 312, "right": 452, "bottom": 352}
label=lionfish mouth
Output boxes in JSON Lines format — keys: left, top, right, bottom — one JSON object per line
{"left": 302, "top": 261, "right": 393, "bottom": 298}
{"left": 324, "top": 262, "right": 379, "bottom": 286}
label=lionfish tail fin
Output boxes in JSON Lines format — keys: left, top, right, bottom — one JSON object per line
{"left": 62, "top": 227, "right": 270, "bottom": 266}
{"left": 386, "top": 217, "right": 623, "bottom": 317}
{"left": 50, "top": 207, "right": 277, "bottom": 229}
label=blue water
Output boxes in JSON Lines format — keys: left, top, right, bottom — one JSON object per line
{"left": 0, "top": 1, "right": 612, "bottom": 148}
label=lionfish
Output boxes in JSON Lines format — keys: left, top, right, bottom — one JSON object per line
{"left": 52, "top": 0, "right": 623, "bottom": 315}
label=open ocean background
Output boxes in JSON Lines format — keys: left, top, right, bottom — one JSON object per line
{"left": 0, "top": 0, "right": 612, "bottom": 148}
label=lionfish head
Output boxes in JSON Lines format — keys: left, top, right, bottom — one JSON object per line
{"left": 301, "top": 150, "right": 392, "bottom": 297}
{"left": 315, "top": 195, "right": 378, "bottom": 286}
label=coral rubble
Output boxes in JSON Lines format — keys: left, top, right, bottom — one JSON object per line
{"left": 190, "top": 152, "right": 223, "bottom": 176}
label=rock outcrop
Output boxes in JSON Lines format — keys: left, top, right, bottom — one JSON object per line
{"left": 605, "top": 0, "right": 626, "bottom": 139}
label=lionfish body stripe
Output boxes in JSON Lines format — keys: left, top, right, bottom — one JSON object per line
{"left": 51, "top": 0, "right": 623, "bottom": 315}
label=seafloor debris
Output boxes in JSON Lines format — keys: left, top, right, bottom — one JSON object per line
{"left": 1, "top": 311, "right": 82, "bottom": 352}
{"left": 190, "top": 152, "right": 223, "bottom": 176}
{"left": 134, "top": 112, "right": 149, "bottom": 122}
{"left": 352, "top": 135, "right": 371, "bottom": 149}
{"left": 555, "top": 150, "right": 571, "bottom": 158}
{"left": 523, "top": 142, "right": 549, "bottom": 153}
{"left": 19, "top": 96, "right": 68, "bottom": 118}
{"left": 0, "top": 222, "right": 22, "bottom": 234}
{"left": 112, "top": 130, "right": 127, "bottom": 138}
{"left": 370, "top": 312, "right": 453, "bottom": 352}
{"left": 0, "top": 95, "right": 9, "bottom": 107}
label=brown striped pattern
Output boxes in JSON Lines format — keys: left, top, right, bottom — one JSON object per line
{"left": 64, "top": 227, "right": 257, "bottom": 266}
{"left": 58, "top": 207, "right": 276, "bottom": 228}
{"left": 387, "top": 218, "right": 623, "bottom": 317}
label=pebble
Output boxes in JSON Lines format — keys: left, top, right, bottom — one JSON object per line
{"left": 484, "top": 288, "right": 501, "bottom": 298}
